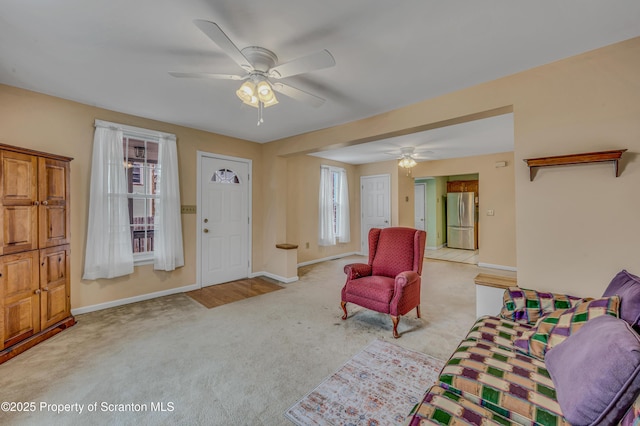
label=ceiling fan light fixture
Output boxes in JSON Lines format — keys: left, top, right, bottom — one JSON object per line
{"left": 398, "top": 156, "right": 417, "bottom": 169}
{"left": 256, "top": 80, "right": 278, "bottom": 106}
{"left": 236, "top": 81, "right": 256, "bottom": 104}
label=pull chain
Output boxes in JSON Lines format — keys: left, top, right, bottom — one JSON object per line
{"left": 257, "top": 101, "right": 264, "bottom": 126}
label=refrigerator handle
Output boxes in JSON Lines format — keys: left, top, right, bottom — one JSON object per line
{"left": 459, "top": 198, "right": 463, "bottom": 225}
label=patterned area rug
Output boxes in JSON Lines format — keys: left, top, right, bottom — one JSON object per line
{"left": 285, "top": 339, "right": 445, "bottom": 425}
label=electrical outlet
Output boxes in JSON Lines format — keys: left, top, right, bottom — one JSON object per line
{"left": 487, "top": 209, "right": 495, "bottom": 216}
{"left": 181, "top": 205, "right": 197, "bottom": 214}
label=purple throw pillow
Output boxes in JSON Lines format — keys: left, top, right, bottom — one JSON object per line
{"left": 546, "top": 316, "right": 640, "bottom": 426}
{"left": 602, "top": 270, "right": 640, "bottom": 328}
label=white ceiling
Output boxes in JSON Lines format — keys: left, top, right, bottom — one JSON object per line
{"left": 1, "top": 0, "right": 639, "bottom": 158}
{"left": 310, "top": 113, "right": 514, "bottom": 165}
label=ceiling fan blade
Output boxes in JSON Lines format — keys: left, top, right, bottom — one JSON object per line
{"left": 193, "top": 20, "right": 253, "bottom": 72}
{"left": 272, "top": 82, "right": 326, "bottom": 108}
{"left": 268, "top": 50, "right": 335, "bottom": 79}
{"left": 169, "top": 72, "right": 245, "bottom": 80}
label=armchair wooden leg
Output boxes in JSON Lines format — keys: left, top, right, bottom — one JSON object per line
{"left": 416, "top": 305, "right": 421, "bottom": 318}
{"left": 341, "top": 301, "right": 348, "bottom": 320}
{"left": 391, "top": 315, "right": 400, "bottom": 338}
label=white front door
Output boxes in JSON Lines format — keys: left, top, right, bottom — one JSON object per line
{"left": 199, "top": 154, "right": 250, "bottom": 287}
{"left": 414, "top": 183, "right": 426, "bottom": 230}
{"left": 360, "top": 174, "right": 391, "bottom": 256}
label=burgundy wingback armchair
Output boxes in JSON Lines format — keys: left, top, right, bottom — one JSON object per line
{"left": 341, "top": 227, "right": 426, "bottom": 338}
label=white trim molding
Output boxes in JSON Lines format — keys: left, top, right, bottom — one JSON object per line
{"left": 297, "top": 251, "right": 360, "bottom": 267}
{"left": 477, "top": 262, "right": 517, "bottom": 272}
{"left": 71, "top": 283, "right": 199, "bottom": 315}
{"left": 249, "top": 271, "right": 299, "bottom": 284}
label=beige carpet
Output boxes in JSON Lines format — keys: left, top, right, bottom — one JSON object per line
{"left": 0, "top": 256, "right": 479, "bottom": 426}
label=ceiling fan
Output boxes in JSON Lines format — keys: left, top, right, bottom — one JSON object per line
{"left": 387, "top": 147, "right": 434, "bottom": 174}
{"left": 170, "top": 20, "right": 336, "bottom": 124}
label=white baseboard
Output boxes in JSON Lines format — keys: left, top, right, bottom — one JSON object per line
{"left": 426, "top": 244, "right": 445, "bottom": 250}
{"left": 71, "top": 283, "right": 199, "bottom": 315}
{"left": 249, "top": 271, "right": 299, "bottom": 283}
{"left": 477, "top": 262, "right": 517, "bottom": 272}
{"left": 71, "top": 254, "right": 360, "bottom": 315}
{"left": 297, "top": 251, "right": 360, "bottom": 267}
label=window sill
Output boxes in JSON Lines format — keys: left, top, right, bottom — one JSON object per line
{"left": 134, "top": 256, "right": 154, "bottom": 266}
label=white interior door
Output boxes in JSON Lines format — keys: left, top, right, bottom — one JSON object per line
{"left": 414, "top": 183, "right": 426, "bottom": 230}
{"left": 360, "top": 174, "right": 390, "bottom": 256}
{"left": 199, "top": 154, "right": 250, "bottom": 287}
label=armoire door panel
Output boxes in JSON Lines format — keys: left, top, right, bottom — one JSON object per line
{"left": 38, "top": 158, "right": 70, "bottom": 248}
{"left": 39, "top": 245, "right": 70, "bottom": 329}
{"left": 0, "top": 151, "right": 38, "bottom": 205}
{"left": 0, "top": 150, "right": 39, "bottom": 255}
{"left": 0, "top": 250, "right": 40, "bottom": 349}
{"left": 1, "top": 206, "right": 38, "bottom": 255}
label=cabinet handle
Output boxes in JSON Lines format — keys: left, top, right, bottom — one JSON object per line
{"left": 42, "top": 200, "right": 48, "bottom": 206}
{"left": 34, "top": 289, "right": 41, "bottom": 294}
{"left": 42, "top": 287, "right": 49, "bottom": 292}
{"left": 33, "top": 201, "right": 40, "bottom": 206}
{"left": 42, "top": 262, "right": 45, "bottom": 266}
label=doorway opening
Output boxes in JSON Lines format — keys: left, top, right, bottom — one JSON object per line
{"left": 415, "top": 174, "right": 479, "bottom": 265}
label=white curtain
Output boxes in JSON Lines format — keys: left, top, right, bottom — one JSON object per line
{"left": 318, "top": 166, "right": 335, "bottom": 246}
{"left": 83, "top": 126, "right": 134, "bottom": 279}
{"left": 336, "top": 168, "right": 350, "bottom": 242}
{"left": 153, "top": 135, "right": 184, "bottom": 271}
{"left": 318, "top": 165, "right": 351, "bottom": 246}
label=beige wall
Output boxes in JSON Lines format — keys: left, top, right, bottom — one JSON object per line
{"left": 0, "top": 84, "right": 263, "bottom": 309}
{"left": 512, "top": 38, "right": 640, "bottom": 295}
{"left": 2, "top": 35, "right": 639, "bottom": 309}
{"left": 286, "top": 155, "right": 359, "bottom": 263}
{"left": 267, "top": 36, "right": 640, "bottom": 298}
{"left": 413, "top": 152, "right": 516, "bottom": 268}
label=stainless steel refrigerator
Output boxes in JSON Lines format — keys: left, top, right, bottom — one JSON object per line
{"left": 447, "top": 192, "right": 476, "bottom": 250}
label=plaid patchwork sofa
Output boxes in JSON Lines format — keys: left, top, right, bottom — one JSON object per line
{"left": 407, "top": 270, "right": 640, "bottom": 426}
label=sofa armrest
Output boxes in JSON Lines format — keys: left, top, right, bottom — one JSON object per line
{"left": 344, "top": 263, "right": 372, "bottom": 280}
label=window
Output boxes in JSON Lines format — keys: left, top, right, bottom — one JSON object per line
{"left": 123, "top": 136, "right": 158, "bottom": 260}
{"left": 318, "top": 165, "right": 350, "bottom": 246}
{"left": 211, "top": 168, "right": 240, "bottom": 184}
{"left": 83, "top": 120, "right": 184, "bottom": 280}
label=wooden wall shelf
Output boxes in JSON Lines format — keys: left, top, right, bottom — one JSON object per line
{"left": 523, "top": 149, "right": 627, "bottom": 181}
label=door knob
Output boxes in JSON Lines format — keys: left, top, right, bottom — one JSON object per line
{"left": 203, "top": 229, "right": 209, "bottom": 233}
{"left": 204, "top": 218, "right": 209, "bottom": 223}
{"left": 34, "top": 289, "right": 41, "bottom": 294}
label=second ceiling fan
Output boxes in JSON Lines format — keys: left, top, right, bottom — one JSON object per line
{"left": 170, "top": 20, "right": 336, "bottom": 124}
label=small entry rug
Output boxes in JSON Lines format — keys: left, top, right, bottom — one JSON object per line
{"left": 285, "top": 339, "right": 445, "bottom": 425}
{"left": 186, "top": 277, "right": 283, "bottom": 309}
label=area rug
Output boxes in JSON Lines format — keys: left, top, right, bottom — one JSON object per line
{"left": 186, "top": 277, "right": 283, "bottom": 309}
{"left": 285, "top": 339, "right": 445, "bottom": 425}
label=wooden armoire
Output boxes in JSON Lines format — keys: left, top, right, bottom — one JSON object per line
{"left": 0, "top": 143, "right": 74, "bottom": 364}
